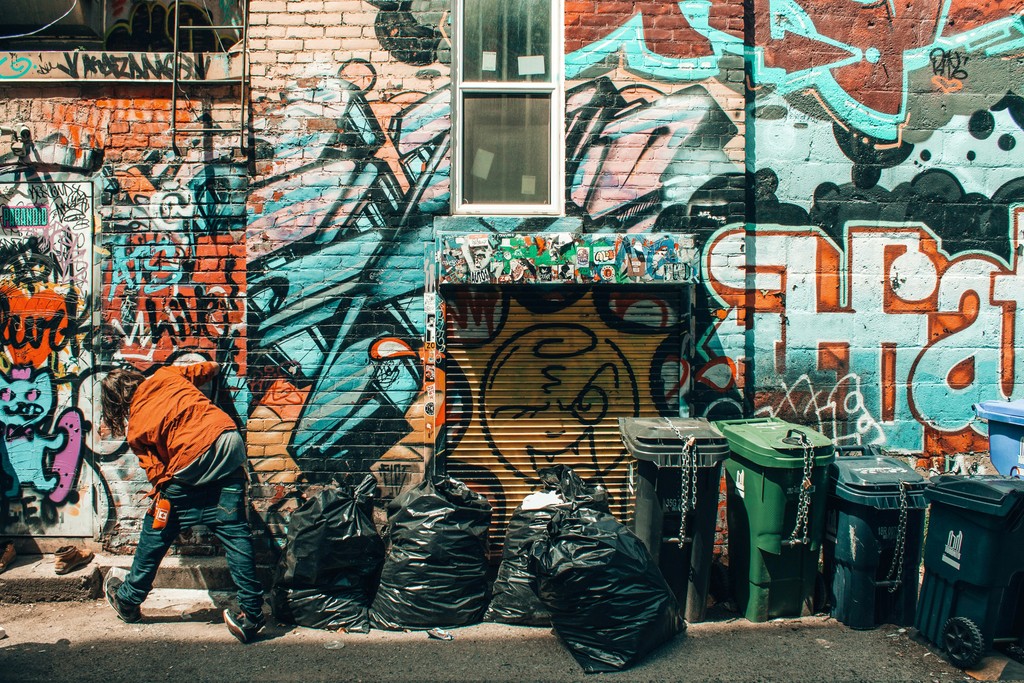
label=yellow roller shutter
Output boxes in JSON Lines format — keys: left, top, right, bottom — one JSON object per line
{"left": 443, "top": 284, "right": 685, "bottom": 556}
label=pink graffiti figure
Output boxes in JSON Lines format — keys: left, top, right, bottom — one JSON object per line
{"left": 0, "top": 366, "right": 83, "bottom": 504}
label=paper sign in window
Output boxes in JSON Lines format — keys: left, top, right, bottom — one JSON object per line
{"left": 521, "top": 175, "right": 536, "bottom": 195}
{"left": 518, "top": 55, "right": 545, "bottom": 76}
{"left": 472, "top": 148, "right": 494, "bottom": 179}
{"left": 482, "top": 52, "right": 497, "bottom": 71}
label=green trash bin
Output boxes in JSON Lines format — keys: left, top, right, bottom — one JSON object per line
{"left": 715, "top": 417, "right": 835, "bottom": 622}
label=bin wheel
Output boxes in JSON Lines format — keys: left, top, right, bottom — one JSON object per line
{"left": 943, "top": 616, "right": 985, "bottom": 669}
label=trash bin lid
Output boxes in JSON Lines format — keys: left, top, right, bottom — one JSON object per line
{"left": 829, "top": 456, "right": 928, "bottom": 508}
{"left": 834, "top": 444, "right": 885, "bottom": 458}
{"left": 974, "top": 399, "right": 1024, "bottom": 426}
{"left": 618, "top": 417, "right": 729, "bottom": 468}
{"left": 925, "top": 474, "right": 1024, "bottom": 517}
{"left": 714, "top": 417, "right": 834, "bottom": 469}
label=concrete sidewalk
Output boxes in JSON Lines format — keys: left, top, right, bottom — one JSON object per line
{"left": 1, "top": 552, "right": 1022, "bottom": 682}
{"left": 0, "top": 595, "right": 966, "bottom": 683}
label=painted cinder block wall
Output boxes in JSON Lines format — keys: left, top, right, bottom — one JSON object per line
{"left": 1, "top": 0, "right": 1023, "bottom": 553}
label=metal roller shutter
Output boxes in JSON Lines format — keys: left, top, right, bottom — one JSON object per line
{"left": 443, "top": 284, "right": 685, "bottom": 556}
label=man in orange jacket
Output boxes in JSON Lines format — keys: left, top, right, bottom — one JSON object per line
{"left": 100, "top": 361, "right": 266, "bottom": 643}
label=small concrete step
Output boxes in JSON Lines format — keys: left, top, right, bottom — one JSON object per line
{"left": 0, "top": 555, "right": 101, "bottom": 602}
{"left": 97, "top": 554, "right": 241, "bottom": 591}
{"left": 0, "top": 553, "right": 247, "bottom": 603}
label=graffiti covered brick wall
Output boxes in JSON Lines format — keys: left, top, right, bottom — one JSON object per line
{"left": 0, "top": 52, "right": 246, "bottom": 547}
{"left": 243, "top": 0, "right": 1024, "bottom": 518}
{"left": 1, "top": 0, "right": 1023, "bottom": 553}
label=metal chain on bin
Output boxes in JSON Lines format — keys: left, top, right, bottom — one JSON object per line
{"left": 788, "top": 434, "right": 814, "bottom": 546}
{"left": 666, "top": 419, "right": 698, "bottom": 547}
{"left": 884, "top": 481, "right": 909, "bottom": 594}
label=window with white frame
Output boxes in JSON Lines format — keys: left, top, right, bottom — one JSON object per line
{"left": 453, "top": 0, "right": 563, "bottom": 215}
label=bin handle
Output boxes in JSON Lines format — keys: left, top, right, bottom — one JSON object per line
{"left": 781, "top": 429, "right": 809, "bottom": 447}
{"left": 1011, "top": 466, "right": 1022, "bottom": 480}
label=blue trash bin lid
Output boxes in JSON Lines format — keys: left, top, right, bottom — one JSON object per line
{"left": 829, "top": 456, "right": 929, "bottom": 509}
{"left": 925, "top": 474, "right": 1024, "bottom": 516}
{"left": 974, "top": 399, "right": 1024, "bottom": 426}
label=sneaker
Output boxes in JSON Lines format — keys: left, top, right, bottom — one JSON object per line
{"left": 224, "top": 608, "right": 266, "bottom": 644}
{"left": 54, "top": 545, "right": 94, "bottom": 575}
{"left": 0, "top": 542, "right": 15, "bottom": 574}
{"left": 104, "top": 573, "right": 141, "bottom": 623}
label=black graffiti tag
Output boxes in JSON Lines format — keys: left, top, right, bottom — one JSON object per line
{"left": 53, "top": 52, "right": 208, "bottom": 81}
{"left": 930, "top": 48, "right": 969, "bottom": 81}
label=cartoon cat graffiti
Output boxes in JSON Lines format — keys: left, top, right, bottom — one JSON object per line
{"left": 0, "top": 366, "right": 84, "bottom": 504}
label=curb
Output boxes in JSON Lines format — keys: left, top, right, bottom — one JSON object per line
{"left": 0, "top": 557, "right": 101, "bottom": 602}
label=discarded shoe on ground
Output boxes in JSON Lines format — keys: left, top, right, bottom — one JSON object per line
{"left": 54, "top": 545, "right": 94, "bottom": 575}
{"left": 0, "top": 541, "right": 15, "bottom": 574}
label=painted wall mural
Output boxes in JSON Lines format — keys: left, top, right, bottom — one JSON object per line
{"left": 700, "top": 207, "right": 1024, "bottom": 455}
{"left": 245, "top": 0, "right": 1024, "bottom": 518}
{"left": 443, "top": 285, "right": 688, "bottom": 547}
{"left": 0, "top": 181, "right": 93, "bottom": 537}
{"left": 0, "top": 155, "right": 247, "bottom": 542}
{"left": 2, "top": 0, "right": 1024, "bottom": 548}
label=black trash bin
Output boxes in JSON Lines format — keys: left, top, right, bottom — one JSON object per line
{"left": 823, "top": 448, "right": 928, "bottom": 630}
{"left": 619, "top": 416, "right": 729, "bottom": 622}
{"left": 915, "top": 475, "right": 1024, "bottom": 669}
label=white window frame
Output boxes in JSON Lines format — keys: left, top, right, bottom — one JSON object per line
{"left": 451, "top": 0, "right": 564, "bottom": 216}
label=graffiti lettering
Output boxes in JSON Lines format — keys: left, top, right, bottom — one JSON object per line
{"left": 0, "top": 290, "right": 69, "bottom": 360}
{"left": 560, "top": 0, "right": 1024, "bottom": 139}
{"left": 930, "top": 48, "right": 969, "bottom": 81}
{"left": 49, "top": 52, "right": 209, "bottom": 81}
{"left": 755, "top": 373, "right": 886, "bottom": 447}
{"left": 1, "top": 206, "right": 47, "bottom": 228}
{"left": 0, "top": 56, "right": 33, "bottom": 80}
{"left": 702, "top": 207, "right": 1024, "bottom": 452}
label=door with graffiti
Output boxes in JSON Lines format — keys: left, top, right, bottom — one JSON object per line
{"left": 444, "top": 285, "right": 687, "bottom": 552}
{"left": 0, "top": 182, "right": 93, "bottom": 537}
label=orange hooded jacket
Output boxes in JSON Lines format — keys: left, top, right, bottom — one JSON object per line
{"left": 127, "top": 362, "right": 237, "bottom": 490}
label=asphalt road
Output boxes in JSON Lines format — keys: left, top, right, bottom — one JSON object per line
{"left": 0, "top": 590, "right": 980, "bottom": 683}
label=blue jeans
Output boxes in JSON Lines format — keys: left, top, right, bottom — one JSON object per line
{"left": 117, "top": 472, "right": 264, "bottom": 617}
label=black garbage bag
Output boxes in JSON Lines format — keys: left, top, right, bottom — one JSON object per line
{"left": 484, "top": 466, "right": 609, "bottom": 625}
{"left": 271, "top": 474, "right": 385, "bottom": 633}
{"left": 369, "top": 476, "right": 492, "bottom": 630}
{"left": 271, "top": 580, "right": 373, "bottom": 632}
{"left": 529, "top": 504, "right": 684, "bottom": 673}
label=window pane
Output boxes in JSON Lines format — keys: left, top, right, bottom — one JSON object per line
{"left": 463, "top": 94, "right": 550, "bottom": 205}
{"left": 462, "top": 0, "right": 551, "bottom": 83}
